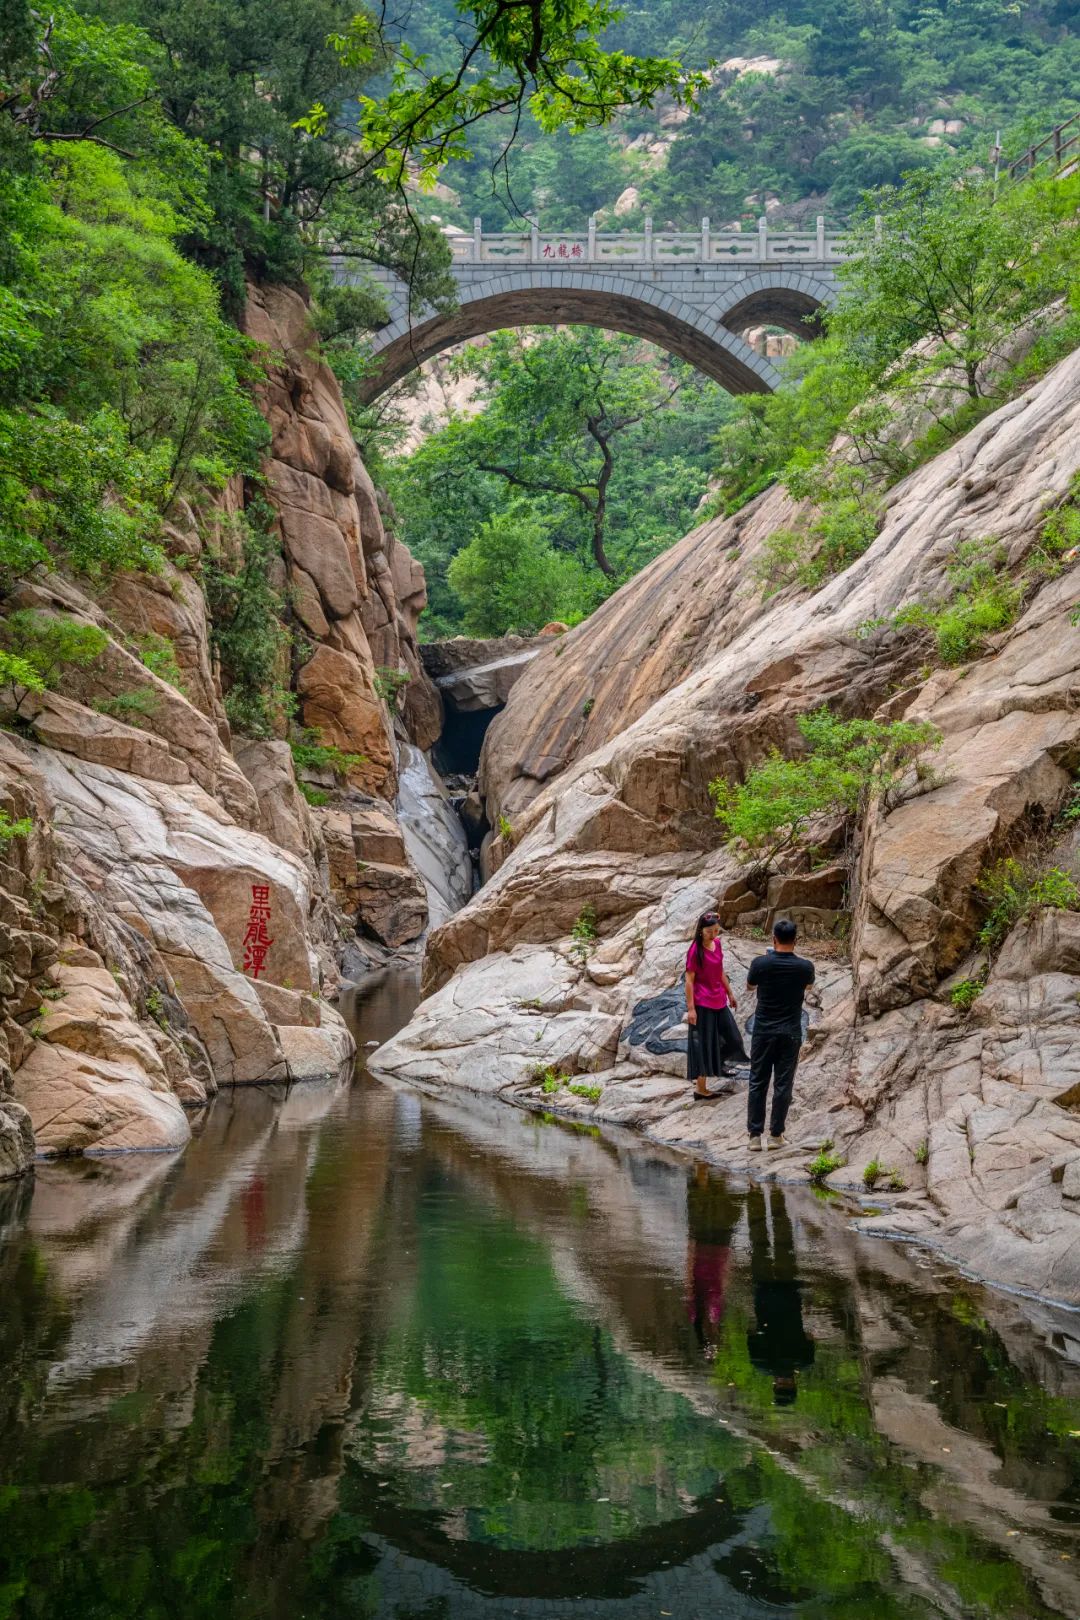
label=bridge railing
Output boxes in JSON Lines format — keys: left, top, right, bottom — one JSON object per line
{"left": 449, "top": 215, "right": 856, "bottom": 266}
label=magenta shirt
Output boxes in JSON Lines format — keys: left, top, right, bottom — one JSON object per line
{"left": 686, "top": 939, "right": 728, "bottom": 1009}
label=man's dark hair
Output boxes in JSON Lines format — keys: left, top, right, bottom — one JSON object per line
{"left": 773, "top": 918, "right": 797, "bottom": 945}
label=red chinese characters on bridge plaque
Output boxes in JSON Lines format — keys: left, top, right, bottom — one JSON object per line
{"left": 242, "top": 883, "right": 274, "bottom": 980}
{"left": 541, "top": 242, "right": 584, "bottom": 259}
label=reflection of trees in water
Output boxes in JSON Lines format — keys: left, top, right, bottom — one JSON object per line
{"left": 1, "top": 1057, "right": 1079, "bottom": 1619}
{"left": 347, "top": 1165, "right": 739, "bottom": 1552}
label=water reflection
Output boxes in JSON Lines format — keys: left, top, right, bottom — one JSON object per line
{"left": 744, "top": 1185, "right": 815, "bottom": 1406}
{"left": 0, "top": 970, "right": 1078, "bottom": 1619}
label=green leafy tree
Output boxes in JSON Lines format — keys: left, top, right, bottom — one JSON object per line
{"left": 447, "top": 507, "right": 590, "bottom": 634}
{"left": 391, "top": 327, "right": 732, "bottom": 618}
{"left": 833, "top": 169, "right": 1080, "bottom": 401}
{"left": 460, "top": 328, "right": 696, "bottom": 576}
{"left": 202, "top": 500, "right": 292, "bottom": 737}
{"left": 82, "top": 0, "right": 453, "bottom": 306}
{"left": 0, "top": 8, "right": 272, "bottom": 585}
{"left": 711, "top": 706, "right": 941, "bottom": 875}
{"left": 0, "top": 610, "right": 109, "bottom": 711}
{"left": 306, "top": 1, "right": 705, "bottom": 193}
{"left": 385, "top": 326, "right": 735, "bottom": 635}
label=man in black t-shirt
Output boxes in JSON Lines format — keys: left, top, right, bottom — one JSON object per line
{"left": 745, "top": 918, "right": 815, "bottom": 1151}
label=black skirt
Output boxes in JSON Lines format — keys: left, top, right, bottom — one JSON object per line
{"left": 687, "top": 1005, "right": 748, "bottom": 1081}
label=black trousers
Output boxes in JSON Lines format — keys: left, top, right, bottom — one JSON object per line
{"left": 747, "top": 1032, "right": 801, "bottom": 1137}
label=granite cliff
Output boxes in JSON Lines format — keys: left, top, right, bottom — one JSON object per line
{"left": 0, "top": 285, "right": 454, "bottom": 1171}
{"left": 372, "top": 344, "right": 1080, "bottom": 1305}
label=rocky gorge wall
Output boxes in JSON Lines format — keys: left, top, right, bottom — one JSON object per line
{"left": 372, "top": 344, "right": 1080, "bottom": 1305}
{"left": 0, "top": 284, "right": 455, "bottom": 1173}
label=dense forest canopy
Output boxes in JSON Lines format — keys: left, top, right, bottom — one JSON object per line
{"left": 409, "top": 0, "right": 1080, "bottom": 228}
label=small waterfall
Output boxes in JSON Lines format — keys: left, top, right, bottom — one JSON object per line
{"left": 395, "top": 742, "right": 474, "bottom": 930}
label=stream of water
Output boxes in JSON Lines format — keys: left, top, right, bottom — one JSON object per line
{"left": 1, "top": 970, "right": 1079, "bottom": 1619}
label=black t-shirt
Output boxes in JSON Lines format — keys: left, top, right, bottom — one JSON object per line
{"left": 746, "top": 950, "right": 815, "bottom": 1038}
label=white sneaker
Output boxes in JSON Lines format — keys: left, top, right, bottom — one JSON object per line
{"left": 767, "top": 1133, "right": 786, "bottom": 1150}
{"left": 747, "top": 1134, "right": 763, "bottom": 1152}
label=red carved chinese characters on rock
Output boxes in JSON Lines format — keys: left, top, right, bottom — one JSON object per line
{"left": 242, "top": 884, "right": 274, "bottom": 979}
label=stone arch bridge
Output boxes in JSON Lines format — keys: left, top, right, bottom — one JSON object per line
{"left": 332, "top": 215, "right": 856, "bottom": 400}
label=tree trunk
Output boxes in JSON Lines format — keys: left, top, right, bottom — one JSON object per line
{"left": 589, "top": 425, "right": 616, "bottom": 577}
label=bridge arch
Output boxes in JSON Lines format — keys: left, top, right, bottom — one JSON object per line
{"left": 356, "top": 271, "right": 785, "bottom": 402}
{"left": 704, "top": 269, "right": 838, "bottom": 341}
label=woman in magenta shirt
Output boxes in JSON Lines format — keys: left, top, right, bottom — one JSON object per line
{"left": 685, "top": 910, "right": 748, "bottom": 1099}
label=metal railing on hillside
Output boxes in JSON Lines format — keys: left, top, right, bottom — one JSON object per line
{"left": 446, "top": 214, "right": 856, "bottom": 266}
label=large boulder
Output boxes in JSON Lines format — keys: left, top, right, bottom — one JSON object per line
{"left": 98, "top": 564, "right": 223, "bottom": 724}
{"left": 13, "top": 958, "right": 191, "bottom": 1155}
{"left": 353, "top": 862, "right": 428, "bottom": 949}
{"left": 320, "top": 794, "right": 431, "bottom": 950}
{"left": 296, "top": 643, "right": 395, "bottom": 795}
{"left": 233, "top": 739, "right": 317, "bottom": 864}
{"left": 372, "top": 946, "right": 622, "bottom": 1093}
{"left": 0, "top": 1099, "right": 34, "bottom": 1180}
{"left": 275, "top": 1004, "right": 355, "bottom": 1081}
{"left": 22, "top": 743, "right": 314, "bottom": 1084}
{"left": 5, "top": 579, "right": 259, "bottom": 827}
{"left": 434, "top": 647, "right": 543, "bottom": 713}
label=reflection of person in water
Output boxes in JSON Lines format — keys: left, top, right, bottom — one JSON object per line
{"left": 685, "top": 1163, "right": 743, "bottom": 1350}
{"left": 746, "top": 1185, "right": 815, "bottom": 1405}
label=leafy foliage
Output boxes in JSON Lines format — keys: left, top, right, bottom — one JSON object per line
{"left": 447, "top": 508, "right": 592, "bottom": 636}
{"left": 711, "top": 707, "right": 941, "bottom": 873}
{"left": 307, "top": 1, "right": 704, "bottom": 196}
{"left": 712, "top": 167, "right": 1080, "bottom": 544}
{"left": 0, "top": 649, "right": 46, "bottom": 713}
{"left": 886, "top": 539, "right": 1022, "bottom": 665}
{"left": 298, "top": 782, "right": 329, "bottom": 807}
{"left": 809, "top": 1143, "right": 844, "bottom": 1184}
{"left": 93, "top": 687, "right": 161, "bottom": 720}
{"left": 0, "top": 611, "right": 109, "bottom": 711}
{"left": 0, "top": 809, "right": 33, "bottom": 842}
{"left": 373, "top": 665, "right": 411, "bottom": 709}
{"left": 880, "top": 499, "right": 1080, "bottom": 670}
{"left": 832, "top": 169, "right": 1080, "bottom": 402}
{"left": 950, "top": 976, "right": 985, "bottom": 1012}
{"left": 202, "top": 502, "right": 292, "bottom": 737}
{"left": 403, "top": 0, "right": 1080, "bottom": 233}
{"left": 288, "top": 727, "right": 365, "bottom": 780}
{"left": 0, "top": 9, "right": 271, "bottom": 589}
{"left": 530, "top": 1064, "right": 570, "bottom": 1093}
{"left": 389, "top": 329, "right": 737, "bottom": 635}
{"left": 976, "top": 857, "right": 1080, "bottom": 953}
{"left": 134, "top": 631, "right": 186, "bottom": 692}
{"left": 570, "top": 904, "right": 598, "bottom": 965}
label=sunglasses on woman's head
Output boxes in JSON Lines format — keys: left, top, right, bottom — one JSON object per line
{"left": 702, "top": 914, "right": 720, "bottom": 926}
